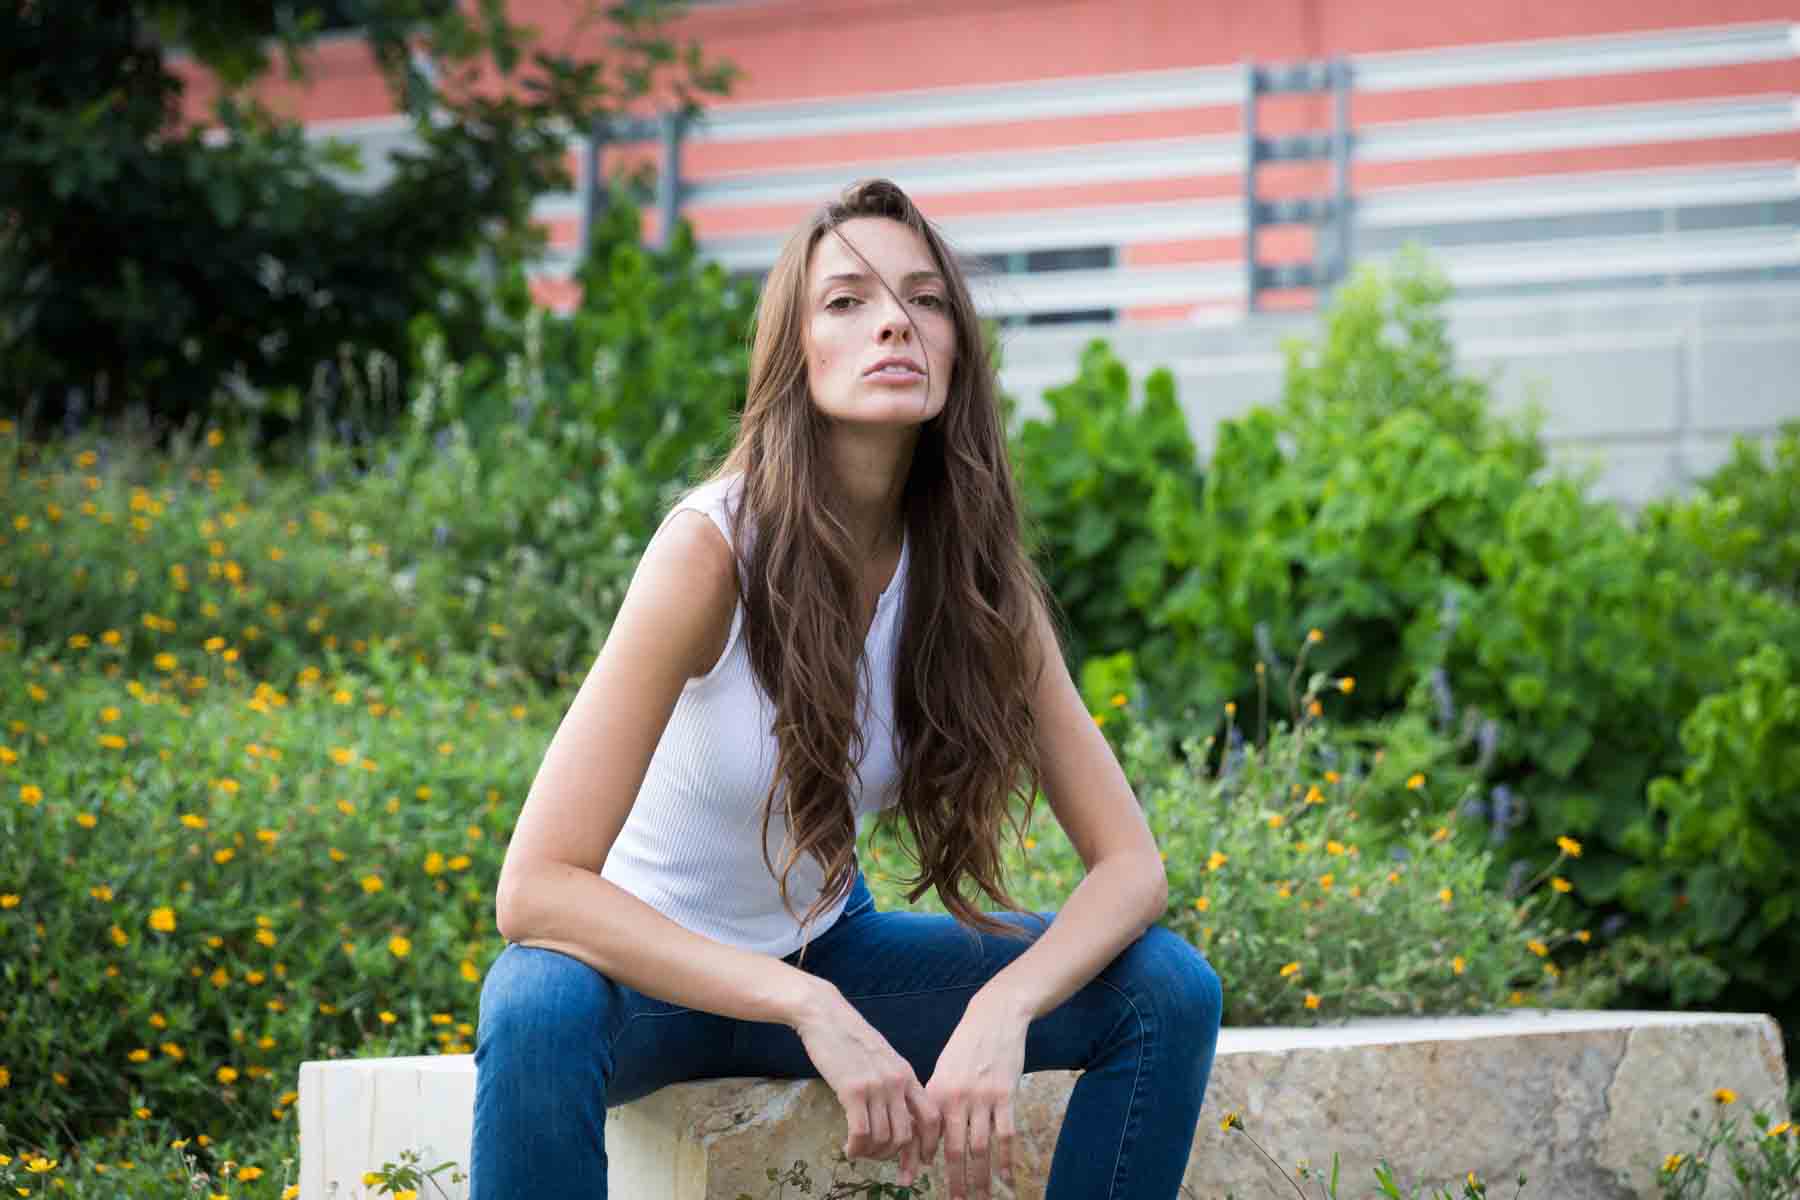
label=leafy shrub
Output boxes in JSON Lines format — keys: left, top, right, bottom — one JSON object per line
{"left": 867, "top": 629, "right": 1614, "bottom": 1025}
{"left": 1011, "top": 342, "right": 1203, "bottom": 670}
{"left": 1005, "top": 251, "right": 1800, "bottom": 1034}
{"left": 0, "top": 634, "right": 548, "bottom": 1147}
{"left": 1641, "top": 422, "right": 1800, "bottom": 603}
{"left": 0, "top": 196, "right": 755, "bottom": 692}
{"left": 1645, "top": 643, "right": 1800, "bottom": 1003}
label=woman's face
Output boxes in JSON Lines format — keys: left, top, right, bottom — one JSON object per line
{"left": 802, "top": 216, "right": 956, "bottom": 429}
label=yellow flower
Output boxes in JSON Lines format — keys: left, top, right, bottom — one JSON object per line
{"left": 134, "top": 1106, "right": 151, "bottom": 1118}
{"left": 1192, "top": 896, "right": 1210, "bottom": 912}
{"left": 1406, "top": 773, "right": 1426, "bottom": 790}
{"left": 1317, "top": 873, "right": 1334, "bottom": 891}
{"left": 212, "top": 848, "right": 235, "bottom": 865}
{"left": 1452, "top": 956, "right": 1466, "bottom": 975}
{"left": 1267, "top": 814, "right": 1284, "bottom": 829}
{"left": 19, "top": 784, "right": 42, "bottom": 807}
{"left": 1303, "top": 785, "right": 1324, "bottom": 805}
{"left": 461, "top": 960, "right": 481, "bottom": 983}
{"left": 1307, "top": 700, "right": 1322, "bottom": 717}
{"left": 1220, "top": 1110, "right": 1243, "bottom": 1132}
{"left": 1109, "top": 692, "right": 1127, "bottom": 708}
{"left": 238, "top": 1167, "right": 264, "bottom": 1182}
{"left": 1326, "top": 840, "right": 1345, "bottom": 856}
{"left": 1438, "top": 888, "right": 1453, "bottom": 905}
{"left": 0, "top": 895, "right": 18, "bottom": 910}
{"left": 24, "top": 1156, "right": 55, "bottom": 1173}
{"left": 360, "top": 874, "right": 384, "bottom": 894}
{"left": 217, "top": 1066, "right": 239, "bottom": 1084}
{"left": 0, "top": 1066, "right": 8, "bottom": 1088}
{"left": 160, "top": 1042, "right": 184, "bottom": 1061}
{"left": 1576, "top": 930, "right": 1591, "bottom": 943}
{"left": 148, "top": 906, "right": 176, "bottom": 933}
{"left": 447, "top": 854, "right": 472, "bottom": 871}
{"left": 1527, "top": 939, "right": 1549, "bottom": 957}
{"left": 1306, "top": 628, "right": 1323, "bottom": 644}
{"left": 1550, "top": 876, "right": 1573, "bottom": 893}
{"left": 423, "top": 851, "right": 445, "bottom": 876}
{"left": 179, "top": 813, "right": 207, "bottom": 830}
{"left": 1768, "top": 1121, "right": 1792, "bottom": 1137}
{"left": 1431, "top": 826, "right": 1450, "bottom": 842}
{"left": 1276, "top": 884, "right": 1292, "bottom": 899}
{"left": 256, "top": 928, "right": 277, "bottom": 947}
{"left": 1336, "top": 677, "right": 1355, "bottom": 694}
{"left": 1206, "top": 851, "right": 1228, "bottom": 872}
{"left": 283, "top": 1187, "right": 300, "bottom": 1199}
{"left": 1279, "top": 961, "right": 1302, "bottom": 978}
{"left": 76, "top": 812, "right": 97, "bottom": 829}
{"left": 363, "top": 1172, "right": 385, "bottom": 1187}
{"left": 1713, "top": 1087, "right": 1737, "bottom": 1105}
{"left": 379, "top": 1011, "right": 397, "bottom": 1025}
{"left": 1557, "top": 836, "right": 1583, "bottom": 858}
{"left": 1303, "top": 992, "right": 1321, "bottom": 1010}
{"left": 388, "top": 935, "right": 412, "bottom": 959}
{"left": 1224, "top": 701, "right": 1236, "bottom": 717}
{"left": 1662, "top": 1152, "right": 1686, "bottom": 1172}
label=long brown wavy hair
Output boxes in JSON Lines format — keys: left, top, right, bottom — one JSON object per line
{"left": 710, "top": 178, "right": 1049, "bottom": 939}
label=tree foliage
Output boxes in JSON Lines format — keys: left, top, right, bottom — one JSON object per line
{"left": 0, "top": 0, "right": 736, "bottom": 445}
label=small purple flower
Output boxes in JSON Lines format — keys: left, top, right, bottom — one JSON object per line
{"left": 1600, "top": 913, "right": 1629, "bottom": 939}
{"left": 1476, "top": 719, "right": 1500, "bottom": 771}
{"left": 1430, "top": 666, "right": 1455, "bottom": 728}
{"left": 433, "top": 521, "right": 451, "bottom": 549}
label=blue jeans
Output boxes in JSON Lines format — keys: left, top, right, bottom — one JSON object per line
{"left": 471, "top": 870, "right": 1223, "bottom": 1199}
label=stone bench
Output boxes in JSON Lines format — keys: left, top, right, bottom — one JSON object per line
{"left": 297, "top": 1010, "right": 1789, "bottom": 1200}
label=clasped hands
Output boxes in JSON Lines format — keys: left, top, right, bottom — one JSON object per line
{"left": 795, "top": 988, "right": 1028, "bottom": 1200}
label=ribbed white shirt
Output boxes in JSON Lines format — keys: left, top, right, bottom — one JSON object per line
{"left": 599, "top": 474, "right": 908, "bottom": 957}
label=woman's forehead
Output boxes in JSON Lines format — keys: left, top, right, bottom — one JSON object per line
{"left": 809, "top": 218, "right": 936, "bottom": 285}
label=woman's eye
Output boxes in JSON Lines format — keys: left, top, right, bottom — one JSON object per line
{"left": 913, "top": 294, "right": 945, "bottom": 309}
{"left": 825, "top": 295, "right": 858, "bottom": 311}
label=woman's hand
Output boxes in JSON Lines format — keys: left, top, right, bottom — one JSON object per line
{"left": 923, "top": 992, "right": 1030, "bottom": 1200}
{"left": 792, "top": 984, "right": 943, "bottom": 1187}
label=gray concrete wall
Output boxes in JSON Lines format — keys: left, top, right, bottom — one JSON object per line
{"left": 997, "top": 283, "right": 1800, "bottom": 507}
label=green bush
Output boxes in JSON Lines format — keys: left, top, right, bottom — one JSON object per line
{"left": 1012, "top": 342, "right": 1203, "bottom": 670}
{"left": 0, "top": 196, "right": 755, "bottom": 692}
{"left": 866, "top": 634, "right": 1623, "bottom": 1026}
{"left": 1646, "top": 643, "right": 1800, "bottom": 1002}
{"left": 0, "top": 636, "right": 546, "bottom": 1148}
{"left": 1007, "top": 251, "right": 1800, "bottom": 1032}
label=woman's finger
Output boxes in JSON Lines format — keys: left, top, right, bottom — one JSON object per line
{"left": 942, "top": 1103, "right": 969, "bottom": 1200}
{"left": 994, "top": 1096, "right": 1017, "bottom": 1191}
{"left": 966, "top": 1102, "right": 993, "bottom": 1200}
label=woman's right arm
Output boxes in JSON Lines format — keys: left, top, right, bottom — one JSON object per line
{"left": 492, "top": 511, "right": 939, "bottom": 1181}
{"left": 494, "top": 509, "right": 818, "bottom": 1023}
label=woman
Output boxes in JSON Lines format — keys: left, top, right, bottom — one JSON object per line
{"left": 472, "top": 178, "right": 1223, "bottom": 1200}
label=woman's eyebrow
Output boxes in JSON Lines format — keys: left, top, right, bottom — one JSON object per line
{"left": 816, "top": 270, "right": 944, "bottom": 293}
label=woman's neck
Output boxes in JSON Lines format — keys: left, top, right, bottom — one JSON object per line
{"left": 825, "top": 424, "right": 916, "bottom": 561}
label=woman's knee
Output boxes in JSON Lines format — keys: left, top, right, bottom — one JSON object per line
{"left": 476, "top": 943, "right": 617, "bottom": 1065}
{"left": 1113, "top": 926, "right": 1223, "bottom": 1038}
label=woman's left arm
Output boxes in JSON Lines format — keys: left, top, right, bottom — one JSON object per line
{"left": 922, "top": 597, "right": 1169, "bottom": 1199}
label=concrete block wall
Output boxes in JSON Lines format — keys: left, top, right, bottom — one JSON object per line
{"left": 998, "top": 282, "right": 1800, "bottom": 508}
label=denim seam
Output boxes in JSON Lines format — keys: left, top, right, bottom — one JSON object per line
{"left": 1091, "top": 976, "right": 1149, "bottom": 1200}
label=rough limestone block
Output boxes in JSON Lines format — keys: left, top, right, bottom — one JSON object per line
{"left": 299, "top": 1010, "right": 1788, "bottom": 1200}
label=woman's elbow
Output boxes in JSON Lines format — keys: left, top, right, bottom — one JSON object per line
{"left": 493, "top": 863, "right": 535, "bottom": 944}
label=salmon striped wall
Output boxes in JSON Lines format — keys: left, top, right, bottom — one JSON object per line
{"left": 173, "top": 0, "right": 1800, "bottom": 317}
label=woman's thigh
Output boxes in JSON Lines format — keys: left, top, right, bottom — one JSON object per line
{"left": 477, "top": 942, "right": 740, "bottom": 1108}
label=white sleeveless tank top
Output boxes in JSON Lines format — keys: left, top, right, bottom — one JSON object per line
{"left": 599, "top": 474, "right": 908, "bottom": 957}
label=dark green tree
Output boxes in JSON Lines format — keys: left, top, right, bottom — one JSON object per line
{"left": 0, "top": 0, "right": 736, "bottom": 446}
